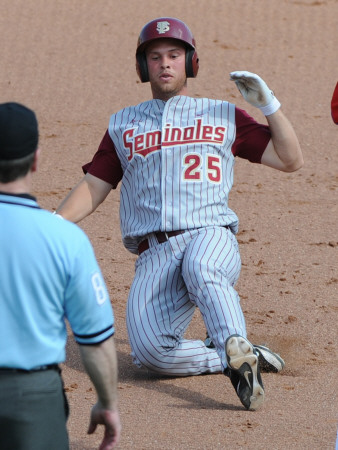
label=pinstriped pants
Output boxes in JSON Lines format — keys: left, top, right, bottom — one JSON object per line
{"left": 126, "top": 226, "right": 246, "bottom": 376}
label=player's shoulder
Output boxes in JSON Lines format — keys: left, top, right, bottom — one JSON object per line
{"left": 187, "top": 97, "right": 236, "bottom": 118}
{"left": 190, "top": 96, "right": 234, "bottom": 108}
{"left": 112, "top": 99, "right": 159, "bottom": 115}
{"left": 109, "top": 99, "right": 166, "bottom": 128}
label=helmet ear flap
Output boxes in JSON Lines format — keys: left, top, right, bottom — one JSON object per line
{"left": 185, "top": 48, "right": 199, "bottom": 78}
{"left": 136, "top": 53, "right": 149, "bottom": 83}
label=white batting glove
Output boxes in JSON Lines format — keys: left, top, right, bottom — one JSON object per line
{"left": 230, "top": 71, "right": 281, "bottom": 116}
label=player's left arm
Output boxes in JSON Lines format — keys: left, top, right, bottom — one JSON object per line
{"left": 230, "top": 71, "right": 303, "bottom": 172}
{"left": 331, "top": 82, "right": 338, "bottom": 124}
{"left": 260, "top": 109, "right": 303, "bottom": 172}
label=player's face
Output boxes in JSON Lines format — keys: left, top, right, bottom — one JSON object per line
{"left": 146, "top": 39, "right": 188, "bottom": 101}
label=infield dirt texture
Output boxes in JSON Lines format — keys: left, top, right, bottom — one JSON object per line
{"left": 1, "top": 1, "right": 337, "bottom": 448}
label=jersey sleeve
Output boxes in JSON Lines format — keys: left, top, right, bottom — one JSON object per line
{"left": 232, "top": 107, "right": 271, "bottom": 163}
{"left": 331, "top": 82, "right": 338, "bottom": 124}
{"left": 64, "top": 230, "right": 115, "bottom": 345}
{"left": 82, "top": 129, "right": 123, "bottom": 188}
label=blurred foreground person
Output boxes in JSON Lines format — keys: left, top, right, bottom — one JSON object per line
{"left": 0, "top": 102, "right": 121, "bottom": 450}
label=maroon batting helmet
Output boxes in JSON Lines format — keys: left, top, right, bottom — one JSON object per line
{"left": 136, "top": 17, "right": 199, "bottom": 83}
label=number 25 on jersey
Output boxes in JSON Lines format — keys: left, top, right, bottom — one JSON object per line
{"left": 183, "top": 153, "right": 222, "bottom": 183}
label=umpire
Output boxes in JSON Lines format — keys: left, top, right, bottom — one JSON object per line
{"left": 0, "top": 103, "right": 121, "bottom": 449}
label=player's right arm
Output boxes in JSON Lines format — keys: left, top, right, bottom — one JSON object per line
{"left": 56, "top": 129, "right": 122, "bottom": 223}
{"left": 56, "top": 173, "right": 112, "bottom": 223}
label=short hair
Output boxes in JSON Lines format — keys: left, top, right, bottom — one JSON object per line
{"left": 0, "top": 151, "right": 36, "bottom": 183}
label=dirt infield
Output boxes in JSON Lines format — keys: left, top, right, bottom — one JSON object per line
{"left": 1, "top": 0, "right": 337, "bottom": 448}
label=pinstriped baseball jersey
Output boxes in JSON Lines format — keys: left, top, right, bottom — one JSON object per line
{"left": 108, "top": 96, "right": 239, "bottom": 253}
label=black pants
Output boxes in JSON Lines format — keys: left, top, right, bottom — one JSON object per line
{"left": 0, "top": 368, "right": 69, "bottom": 450}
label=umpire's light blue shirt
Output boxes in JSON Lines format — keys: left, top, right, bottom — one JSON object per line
{"left": 0, "top": 193, "right": 115, "bottom": 370}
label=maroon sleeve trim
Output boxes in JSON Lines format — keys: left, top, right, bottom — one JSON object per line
{"left": 82, "top": 130, "right": 123, "bottom": 188}
{"left": 232, "top": 107, "right": 271, "bottom": 163}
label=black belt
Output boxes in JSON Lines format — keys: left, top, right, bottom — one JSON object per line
{"left": 0, "top": 364, "right": 60, "bottom": 373}
{"left": 138, "top": 226, "right": 230, "bottom": 255}
{"left": 138, "top": 230, "right": 186, "bottom": 255}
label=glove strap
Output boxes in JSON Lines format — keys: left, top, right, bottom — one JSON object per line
{"left": 53, "top": 211, "right": 64, "bottom": 219}
{"left": 259, "top": 95, "right": 281, "bottom": 116}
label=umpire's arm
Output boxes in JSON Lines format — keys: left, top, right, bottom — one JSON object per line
{"left": 79, "top": 336, "right": 121, "bottom": 450}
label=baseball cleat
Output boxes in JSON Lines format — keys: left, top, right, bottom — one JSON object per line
{"left": 225, "top": 334, "right": 265, "bottom": 411}
{"left": 254, "top": 344, "right": 285, "bottom": 373}
{"left": 204, "top": 332, "right": 285, "bottom": 373}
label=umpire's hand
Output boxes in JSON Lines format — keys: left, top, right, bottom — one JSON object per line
{"left": 88, "top": 402, "right": 121, "bottom": 450}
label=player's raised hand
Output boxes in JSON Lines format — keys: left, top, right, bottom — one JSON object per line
{"left": 230, "top": 71, "right": 281, "bottom": 115}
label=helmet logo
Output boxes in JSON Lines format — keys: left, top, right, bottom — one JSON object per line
{"left": 156, "top": 21, "right": 170, "bottom": 34}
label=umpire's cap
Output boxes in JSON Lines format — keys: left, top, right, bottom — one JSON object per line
{"left": 0, "top": 102, "right": 39, "bottom": 160}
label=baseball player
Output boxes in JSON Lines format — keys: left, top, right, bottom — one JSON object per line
{"left": 332, "top": 81, "right": 338, "bottom": 450}
{"left": 331, "top": 82, "right": 338, "bottom": 124}
{"left": 56, "top": 17, "right": 303, "bottom": 411}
